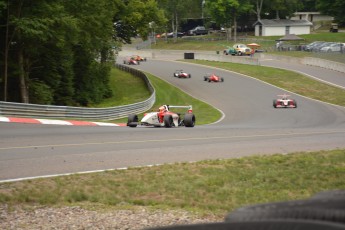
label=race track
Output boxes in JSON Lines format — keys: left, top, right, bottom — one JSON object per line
{"left": 1, "top": 57, "right": 345, "bottom": 181}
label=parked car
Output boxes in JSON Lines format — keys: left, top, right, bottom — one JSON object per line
{"left": 167, "top": 32, "right": 185, "bottom": 38}
{"left": 223, "top": 47, "right": 238, "bottom": 55}
{"left": 303, "top": 41, "right": 324, "bottom": 52}
{"left": 187, "top": 26, "right": 208, "bottom": 36}
{"left": 320, "top": 43, "right": 345, "bottom": 52}
{"left": 311, "top": 42, "right": 334, "bottom": 52}
{"left": 233, "top": 44, "right": 251, "bottom": 56}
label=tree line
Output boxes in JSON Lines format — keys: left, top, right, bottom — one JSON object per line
{"left": 0, "top": 0, "right": 165, "bottom": 105}
{"left": 1, "top": 0, "right": 343, "bottom": 105}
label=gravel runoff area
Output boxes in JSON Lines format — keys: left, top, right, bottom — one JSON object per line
{"left": 0, "top": 205, "right": 223, "bottom": 229}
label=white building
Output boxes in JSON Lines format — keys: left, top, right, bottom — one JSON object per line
{"left": 291, "top": 12, "right": 334, "bottom": 23}
{"left": 253, "top": 19, "right": 313, "bottom": 36}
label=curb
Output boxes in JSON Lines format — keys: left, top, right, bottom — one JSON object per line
{"left": 0, "top": 116, "right": 126, "bottom": 127}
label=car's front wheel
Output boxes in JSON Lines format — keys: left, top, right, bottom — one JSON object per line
{"left": 127, "top": 114, "right": 138, "bottom": 127}
{"left": 164, "top": 115, "right": 173, "bottom": 128}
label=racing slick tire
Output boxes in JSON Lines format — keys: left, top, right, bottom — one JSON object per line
{"left": 225, "top": 191, "right": 345, "bottom": 225}
{"left": 127, "top": 114, "right": 138, "bottom": 127}
{"left": 221, "top": 77, "right": 224, "bottom": 82}
{"left": 204, "top": 76, "right": 208, "bottom": 81}
{"left": 188, "top": 74, "right": 191, "bottom": 78}
{"left": 184, "top": 113, "right": 195, "bottom": 127}
{"left": 164, "top": 115, "right": 173, "bottom": 128}
{"left": 273, "top": 99, "right": 277, "bottom": 108}
{"left": 293, "top": 100, "right": 297, "bottom": 108}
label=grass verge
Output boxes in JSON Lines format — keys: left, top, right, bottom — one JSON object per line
{"left": 182, "top": 60, "right": 345, "bottom": 107}
{"left": 89, "top": 68, "right": 151, "bottom": 108}
{"left": 1, "top": 149, "right": 344, "bottom": 217}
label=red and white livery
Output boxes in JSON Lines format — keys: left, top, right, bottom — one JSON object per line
{"left": 173, "top": 70, "right": 191, "bottom": 78}
{"left": 123, "top": 56, "right": 140, "bottom": 65}
{"left": 127, "top": 105, "right": 195, "bottom": 128}
{"left": 273, "top": 94, "right": 297, "bottom": 108}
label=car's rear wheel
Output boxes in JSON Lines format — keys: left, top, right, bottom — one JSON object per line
{"left": 164, "top": 115, "right": 173, "bottom": 128}
{"left": 221, "top": 77, "right": 224, "bottom": 82}
{"left": 238, "top": 51, "right": 242, "bottom": 56}
{"left": 204, "top": 76, "right": 207, "bottom": 81}
{"left": 184, "top": 113, "right": 195, "bottom": 127}
{"left": 127, "top": 114, "right": 138, "bottom": 127}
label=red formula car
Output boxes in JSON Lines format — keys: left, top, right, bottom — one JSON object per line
{"left": 131, "top": 55, "right": 147, "bottom": 62}
{"left": 173, "top": 70, "right": 191, "bottom": 78}
{"left": 204, "top": 73, "right": 224, "bottom": 82}
{"left": 273, "top": 94, "right": 297, "bottom": 108}
{"left": 123, "top": 56, "right": 140, "bottom": 65}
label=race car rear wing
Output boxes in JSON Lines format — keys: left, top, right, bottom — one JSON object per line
{"left": 168, "top": 105, "right": 193, "bottom": 113}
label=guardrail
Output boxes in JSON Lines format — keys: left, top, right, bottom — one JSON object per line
{"left": 0, "top": 64, "right": 155, "bottom": 120}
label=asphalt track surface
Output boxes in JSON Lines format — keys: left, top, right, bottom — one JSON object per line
{"left": 1, "top": 56, "right": 345, "bottom": 181}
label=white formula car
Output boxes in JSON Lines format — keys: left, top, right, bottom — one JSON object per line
{"left": 127, "top": 105, "right": 195, "bottom": 128}
{"left": 273, "top": 94, "right": 297, "bottom": 108}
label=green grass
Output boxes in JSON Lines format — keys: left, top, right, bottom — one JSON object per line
{"left": 1, "top": 149, "right": 344, "bottom": 217}
{"left": 182, "top": 60, "right": 345, "bottom": 107}
{"left": 89, "top": 68, "right": 151, "bottom": 108}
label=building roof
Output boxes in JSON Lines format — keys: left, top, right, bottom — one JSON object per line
{"left": 253, "top": 19, "right": 313, "bottom": 27}
{"left": 276, "top": 34, "right": 305, "bottom": 41}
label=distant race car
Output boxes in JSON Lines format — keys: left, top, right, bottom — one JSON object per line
{"left": 127, "top": 105, "right": 195, "bottom": 128}
{"left": 173, "top": 70, "right": 191, "bottom": 78}
{"left": 204, "top": 73, "right": 224, "bottom": 82}
{"left": 131, "top": 55, "right": 147, "bottom": 62}
{"left": 273, "top": 94, "right": 297, "bottom": 108}
{"left": 123, "top": 56, "right": 140, "bottom": 65}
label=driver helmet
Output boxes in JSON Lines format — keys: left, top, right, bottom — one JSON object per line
{"left": 158, "top": 105, "right": 168, "bottom": 112}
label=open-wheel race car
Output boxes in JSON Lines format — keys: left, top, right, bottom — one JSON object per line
{"left": 204, "top": 73, "right": 224, "bottom": 82}
{"left": 173, "top": 70, "right": 191, "bottom": 78}
{"left": 123, "top": 56, "right": 140, "bottom": 65}
{"left": 131, "top": 55, "right": 147, "bottom": 62}
{"left": 127, "top": 105, "right": 195, "bottom": 128}
{"left": 273, "top": 94, "right": 297, "bottom": 108}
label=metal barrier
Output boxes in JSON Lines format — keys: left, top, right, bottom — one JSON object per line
{"left": 0, "top": 64, "right": 155, "bottom": 120}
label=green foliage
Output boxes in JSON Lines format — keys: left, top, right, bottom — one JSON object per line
{"left": 0, "top": 0, "right": 165, "bottom": 105}
{"left": 28, "top": 79, "right": 53, "bottom": 104}
{"left": 316, "top": 0, "right": 345, "bottom": 25}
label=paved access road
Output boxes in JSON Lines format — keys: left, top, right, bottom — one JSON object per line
{"left": 1, "top": 58, "right": 345, "bottom": 181}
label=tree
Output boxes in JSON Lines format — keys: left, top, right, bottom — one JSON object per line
{"left": 206, "top": 0, "right": 252, "bottom": 42}
{"left": 251, "top": 0, "right": 264, "bottom": 20}
{"left": 316, "top": 0, "right": 345, "bottom": 25}
{"left": 265, "top": 0, "right": 303, "bottom": 19}
{"left": 158, "top": 0, "right": 200, "bottom": 42}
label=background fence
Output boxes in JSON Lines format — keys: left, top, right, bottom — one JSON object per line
{"left": 0, "top": 64, "right": 155, "bottom": 120}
